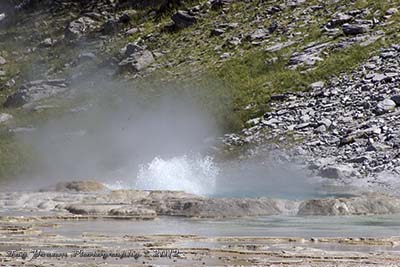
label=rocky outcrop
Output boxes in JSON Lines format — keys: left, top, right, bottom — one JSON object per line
{"left": 153, "top": 197, "right": 293, "bottom": 218}
{"left": 118, "top": 44, "right": 155, "bottom": 73}
{"left": 54, "top": 181, "right": 108, "bottom": 192}
{"left": 298, "top": 193, "right": 400, "bottom": 216}
{"left": 59, "top": 189, "right": 296, "bottom": 218}
{"left": 62, "top": 203, "right": 156, "bottom": 219}
{"left": 65, "top": 16, "right": 99, "bottom": 40}
{"left": 3, "top": 79, "right": 68, "bottom": 108}
{"left": 4, "top": 182, "right": 400, "bottom": 218}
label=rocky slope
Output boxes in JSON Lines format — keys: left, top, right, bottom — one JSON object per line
{"left": 224, "top": 44, "right": 400, "bottom": 193}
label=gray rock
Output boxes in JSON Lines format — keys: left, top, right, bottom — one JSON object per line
{"left": 118, "top": 13, "right": 131, "bottom": 24}
{"left": 0, "top": 56, "right": 6, "bottom": 65}
{"left": 119, "top": 48, "right": 155, "bottom": 73}
{"left": 228, "top": 36, "right": 241, "bottom": 46}
{"left": 65, "top": 16, "right": 98, "bottom": 40}
{"left": 371, "top": 73, "right": 388, "bottom": 82}
{"left": 289, "top": 53, "right": 323, "bottom": 67}
{"left": 391, "top": 95, "right": 400, "bottom": 106}
{"left": 342, "top": 23, "right": 370, "bottom": 35}
{"left": 39, "top": 38, "right": 56, "bottom": 47}
{"left": 0, "top": 13, "right": 5, "bottom": 22}
{"left": 156, "top": 197, "right": 293, "bottom": 218}
{"left": 310, "top": 81, "right": 325, "bottom": 89}
{"left": 265, "top": 41, "right": 295, "bottom": 52}
{"left": 52, "top": 186, "right": 298, "bottom": 218}
{"left": 318, "top": 164, "right": 355, "bottom": 179}
{"left": 386, "top": 8, "right": 398, "bottom": 16}
{"left": 319, "top": 118, "right": 332, "bottom": 128}
{"left": 53, "top": 181, "right": 108, "bottom": 192}
{"left": 328, "top": 13, "right": 352, "bottom": 27}
{"left": 125, "top": 27, "right": 139, "bottom": 36}
{"left": 121, "top": 43, "right": 143, "bottom": 57}
{"left": 64, "top": 204, "right": 120, "bottom": 215}
{"left": 171, "top": 11, "right": 196, "bottom": 29}
{"left": 249, "top": 28, "right": 269, "bottom": 40}
{"left": 63, "top": 203, "right": 156, "bottom": 219}
{"left": 3, "top": 79, "right": 68, "bottom": 108}
{"left": 0, "top": 113, "right": 13, "bottom": 124}
{"left": 210, "top": 0, "right": 233, "bottom": 9}
{"left": 298, "top": 193, "right": 400, "bottom": 216}
{"left": 211, "top": 28, "right": 225, "bottom": 36}
{"left": 108, "top": 206, "right": 156, "bottom": 217}
{"left": 100, "top": 19, "right": 119, "bottom": 34}
{"left": 347, "top": 156, "right": 369, "bottom": 163}
{"left": 376, "top": 99, "right": 396, "bottom": 114}
{"left": 225, "top": 43, "right": 400, "bottom": 191}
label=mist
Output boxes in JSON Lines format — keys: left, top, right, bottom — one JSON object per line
{"left": 6, "top": 69, "right": 319, "bottom": 199}
{"left": 15, "top": 73, "right": 221, "bottom": 187}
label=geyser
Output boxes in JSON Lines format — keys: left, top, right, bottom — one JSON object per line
{"left": 135, "top": 154, "right": 219, "bottom": 195}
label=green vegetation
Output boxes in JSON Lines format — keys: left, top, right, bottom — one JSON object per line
{"left": 215, "top": 40, "right": 386, "bottom": 121}
{"left": 0, "top": 130, "right": 31, "bottom": 178}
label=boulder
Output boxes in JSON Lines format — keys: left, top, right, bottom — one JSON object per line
{"left": 100, "top": 19, "right": 119, "bottom": 35}
{"left": 65, "top": 16, "right": 98, "bottom": 40}
{"left": 3, "top": 79, "right": 68, "bottom": 108}
{"left": 342, "top": 23, "right": 370, "bottom": 35}
{"left": 376, "top": 99, "right": 396, "bottom": 114}
{"left": 171, "top": 11, "right": 196, "bottom": 29}
{"left": 119, "top": 46, "right": 155, "bottom": 73}
{"left": 318, "top": 164, "right": 355, "bottom": 179}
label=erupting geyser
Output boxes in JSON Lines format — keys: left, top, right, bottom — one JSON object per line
{"left": 135, "top": 154, "right": 219, "bottom": 195}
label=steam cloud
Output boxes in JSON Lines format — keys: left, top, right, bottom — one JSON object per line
{"left": 16, "top": 73, "right": 222, "bottom": 190}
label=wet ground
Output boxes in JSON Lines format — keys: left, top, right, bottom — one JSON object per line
{"left": 3, "top": 214, "right": 400, "bottom": 266}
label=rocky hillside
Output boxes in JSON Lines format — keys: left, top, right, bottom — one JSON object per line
{"left": 0, "top": 0, "right": 400, "bottom": 186}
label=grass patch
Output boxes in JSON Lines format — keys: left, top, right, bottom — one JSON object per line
{"left": 0, "top": 131, "right": 32, "bottom": 178}
{"left": 214, "top": 39, "right": 386, "bottom": 122}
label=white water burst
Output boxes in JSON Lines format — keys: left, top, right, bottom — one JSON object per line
{"left": 135, "top": 155, "right": 219, "bottom": 195}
